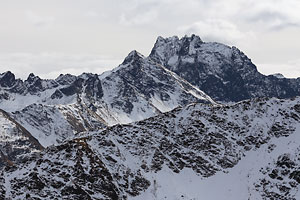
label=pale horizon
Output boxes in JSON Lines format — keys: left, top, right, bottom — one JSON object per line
{"left": 0, "top": 0, "right": 299, "bottom": 79}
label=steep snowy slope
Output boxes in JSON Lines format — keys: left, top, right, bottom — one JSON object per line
{"left": 150, "top": 34, "right": 300, "bottom": 102}
{"left": 1, "top": 97, "right": 299, "bottom": 199}
{"left": 94, "top": 50, "right": 214, "bottom": 124}
{"left": 11, "top": 103, "right": 107, "bottom": 147}
{"left": 0, "top": 109, "right": 43, "bottom": 167}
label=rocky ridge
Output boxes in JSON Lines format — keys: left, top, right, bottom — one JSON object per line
{"left": 0, "top": 96, "right": 299, "bottom": 199}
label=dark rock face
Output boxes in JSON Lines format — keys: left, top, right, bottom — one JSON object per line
{"left": 25, "top": 73, "right": 46, "bottom": 94}
{"left": 52, "top": 73, "right": 104, "bottom": 100}
{"left": 50, "top": 89, "right": 64, "bottom": 99}
{"left": 0, "top": 71, "right": 16, "bottom": 87}
{"left": 52, "top": 74, "right": 104, "bottom": 100}
{"left": 149, "top": 35, "right": 300, "bottom": 102}
{"left": 60, "top": 78, "right": 84, "bottom": 96}
{"left": 82, "top": 75, "right": 104, "bottom": 99}
{"left": 55, "top": 73, "right": 77, "bottom": 85}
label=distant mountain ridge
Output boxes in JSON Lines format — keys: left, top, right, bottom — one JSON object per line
{"left": 0, "top": 49, "right": 215, "bottom": 155}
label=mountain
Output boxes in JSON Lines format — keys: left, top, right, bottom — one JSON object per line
{"left": 149, "top": 34, "right": 300, "bottom": 102}
{"left": 1, "top": 96, "right": 299, "bottom": 199}
{"left": 1, "top": 34, "right": 300, "bottom": 199}
{"left": 0, "top": 50, "right": 214, "bottom": 149}
{"left": 95, "top": 50, "right": 214, "bottom": 124}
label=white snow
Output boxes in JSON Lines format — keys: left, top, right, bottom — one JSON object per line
{"left": 0, "top": 86, "right": 76, "bottom": 112}
{"left": 150, "top": 93, "right": 175, "bottom": 113}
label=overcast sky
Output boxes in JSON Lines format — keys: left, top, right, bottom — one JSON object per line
{"left": 0, "top": 0, "right": 299, "bottom": 79}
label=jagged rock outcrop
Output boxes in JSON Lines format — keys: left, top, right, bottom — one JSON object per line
{"left": 149, "top": 34, "right": 300, "bottom": 102}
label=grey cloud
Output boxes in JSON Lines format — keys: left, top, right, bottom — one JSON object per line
{"left": 118, "top": 0, "right": 161, "bottom": 26}
{"left": 177, "top": 19, "right": 255, "bottom": 45}
{"left": 270, "top": 22, "right": 300, "bottom": 31}
{"left": 258, "top": 59, "right": 300, "bottom": 78}
{"left": 246, "top": 10, "right": 287, "bottom": 22}
{"left": 25, "top": 11, "right": 55, "bottom": 28}
{"left": 240, "top": 0, "right": 300, "bottom": 31}
{"left": 119, "top": 10, "right": 158, "bottom": 26}
{"left": 244, "top": 10, "right": 300, "bottom": 30}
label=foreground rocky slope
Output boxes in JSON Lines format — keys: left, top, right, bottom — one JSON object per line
{"left": 1, "top": 96, "right": 299, "bottom": 199}
{"left": 150, "top": 34, "right": 300, "bottom": 102}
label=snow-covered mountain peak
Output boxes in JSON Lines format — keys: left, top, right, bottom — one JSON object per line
{"left": 26, "top": 73, "right": 40, "bottom": 84}
{"left": 150, "top": 34, "right": 300, "bottom": 102}
{"left": 151, "top": 34, "right": 234, "bottom": 64}
{"left": 0, "top": 71, "right": 14, "bottom": 78}
{"left": 122, "top": 50, "right": 145, "bottom": 65}
{"left": 55, "top": 73, "right": 76, "bottom": 85}
{"left": 154, "top": 34, "right": 202, "bottom": 47}
{"left": 150, "top": 34, "right": 206, "bottom": 68}
{"left": 156, "top": 35, "right": 179, "bottom": 43}
{"left": 78, "top": 72, "right": 96, "bottom": 80}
